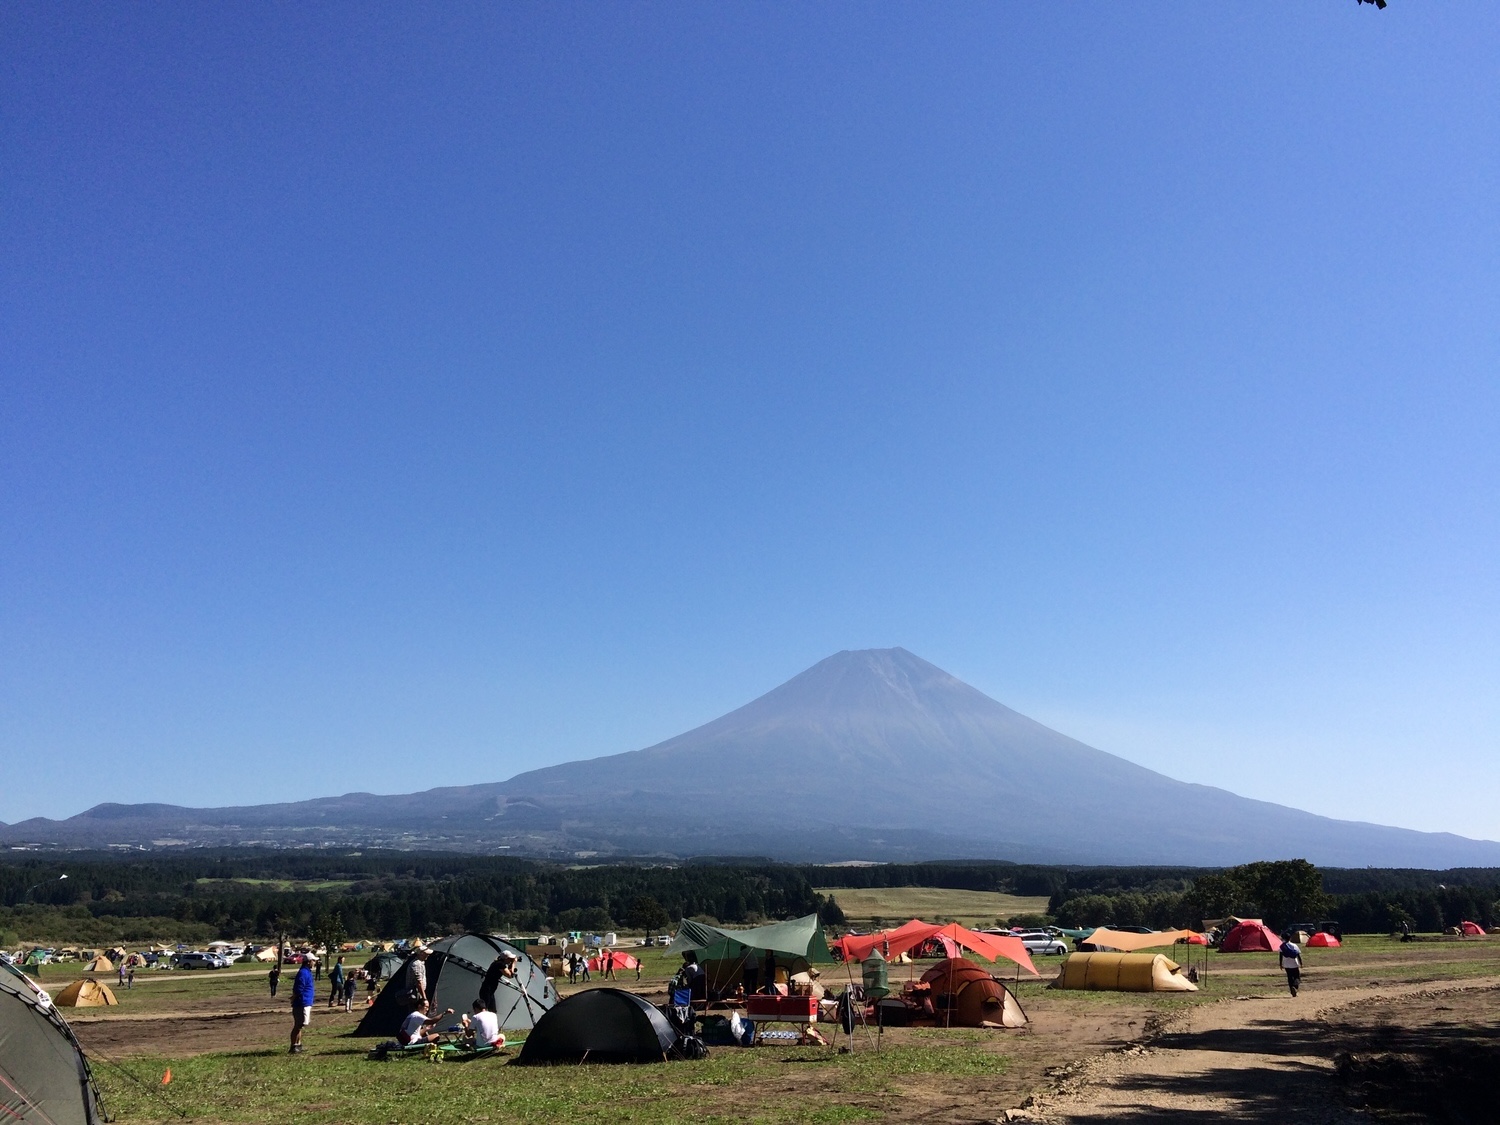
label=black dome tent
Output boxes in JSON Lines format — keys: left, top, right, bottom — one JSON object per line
{"left": 0, "top": 959, "right": 105, "bottom": 1125}
{"left": 517, "top": 988, "right": 679, "bottom": 1065}
{"left": 354, "top": 934, "right": 554, "bottom": 1038}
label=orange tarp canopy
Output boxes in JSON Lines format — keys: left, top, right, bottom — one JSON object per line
{"left": 1083, "top": 928, "right": 1203, "bottom": 952}
{"left": 839, "top": 920, "right": 1037, "bottom": 977}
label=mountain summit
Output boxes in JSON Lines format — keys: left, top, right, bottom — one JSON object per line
{"left": 498, "top": 647, "right": 1500, "bottom": 866}
{"left": 5, "top": 647, "right": 1497, "bottom": 865}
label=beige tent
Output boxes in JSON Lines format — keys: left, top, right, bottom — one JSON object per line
{"left": 54, "top": 978, "right": 119, "bottom": 1007}
{"left": 253, "top": 946, "right": 282, "bottom": 962}
{"left": 83, "top": 955, "right": 115, "bottom": 973}
{"left": 1083, "top": 928, "right": 1202, "bottom": 952}
{"left": 1053, "top": 953, "right": 1198, "bottom": 993}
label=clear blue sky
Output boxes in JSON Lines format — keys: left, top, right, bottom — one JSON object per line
{"left": 3, "top": 3, "right": 1497, "bottom": 842}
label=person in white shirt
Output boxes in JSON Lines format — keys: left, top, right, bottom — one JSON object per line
{"left": 398, "top": 999, "right": 452, "bottom": 1046}
{"left": 1278, "top": 937, "right": 1303, "bottom": 996}
{"left": 464, "top": 999, "right": 504, "bottom": 1050}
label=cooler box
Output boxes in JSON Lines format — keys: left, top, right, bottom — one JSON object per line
{"left": 744, "top": 995, "right": 818, "bottom": 1022}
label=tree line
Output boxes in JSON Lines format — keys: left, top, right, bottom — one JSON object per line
{"left": 3, "top": 851, "right": 1498, "bottom": 945}
{"left": 0, "top": 851, "right": 841, "bottom": 944}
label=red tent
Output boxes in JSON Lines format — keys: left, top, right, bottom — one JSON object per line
{"left": 1307, "top": 932, "right": 1341, "bottom": 948}
{"left": 1180, "top": 933, "right": 1210, "bottom": 945}
{"left": 1219, "top": 920, "right": 1281, "bottom": 952}
{"left": 1459, "top": 921, "right": 1486, "bottom": 936}
{"left": 586, "top": 951, "right": 640, "bottom": 972}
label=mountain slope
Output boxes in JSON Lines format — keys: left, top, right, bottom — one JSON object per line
{"left": 496, "top": 647, "right": 1500, "bottom": 866}
{"left": 4, "top": 648, "right": 1496, "bottom": 865}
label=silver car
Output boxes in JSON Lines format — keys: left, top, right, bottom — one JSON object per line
{"left": 1014, "top": 930, "right": 1069, "bottom": 956}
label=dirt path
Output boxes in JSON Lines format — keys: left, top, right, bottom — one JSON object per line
{"left": 1025, "top": 975, "right": 1500, "bottom": 1123}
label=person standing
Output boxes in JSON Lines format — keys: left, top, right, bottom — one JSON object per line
{"left": 1278, "top": 935, "right": 1303, "bottom": 997}
{"left": 404, "top": 945, "right": 432, "bottom": 1008}
{"left": 479, "top": 952, "right": 518, "bottom": 1015}
{"left": 601, "top": 950, "right": 615, "bottom": 980}
{"left": 126, "top": 967, "right": 135, "bottom": 990}
{"left": 289, "top": 958, "right": 316, "bottom": 1054}
{"left": 328, "top": 957, "right": 345, "bottom": 1008}
{"left": 269, "top": 962, "right": 281, "bottom": 997}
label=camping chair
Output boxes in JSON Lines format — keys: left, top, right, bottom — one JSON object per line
{"left": 669, "top": 987, "right": 695, "bottom": 1033}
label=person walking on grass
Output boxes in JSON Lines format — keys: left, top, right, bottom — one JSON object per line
{"left": 269, "top": 962, "right": 281, "bottom": 997}
{"left": 342, "top": 968, "right": 359, "bottom": 1012}
{"left": 1278, "top": 934, "right": 1303, "bottom": 997}
{"left": 289, "top": 957, "right": 316, "bottom": 1054}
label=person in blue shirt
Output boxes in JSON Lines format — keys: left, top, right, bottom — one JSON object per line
{"left": 290, "top": 958, "right": 316, "bottom": 1053}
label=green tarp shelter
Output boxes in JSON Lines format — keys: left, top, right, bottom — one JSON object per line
{"left": 667, "top": 915, "right": 834, "bottom": 964}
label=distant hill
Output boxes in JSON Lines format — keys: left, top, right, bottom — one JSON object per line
{"left": 5, "top": 647, "right": 1498, "bottom": 866}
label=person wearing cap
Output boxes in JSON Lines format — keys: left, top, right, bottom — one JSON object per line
{"left": 404, "top": 945, "right": 432, "bottom": 1009}
{"left": 479, "top": 950, "right": 520, "bottom": 1013}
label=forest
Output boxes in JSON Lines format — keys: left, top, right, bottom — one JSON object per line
{"left": 2, "top": 850, "right": 1497, "bottom": 945}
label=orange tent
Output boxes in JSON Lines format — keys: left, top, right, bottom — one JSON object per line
{"left": 918, "top": 958, "right": 1028, "bottom": 1027}
{"left": 1307, "top": 932, "right": 1341, "bottom": 948}
{"left": 839, "top": 921, "right": 1037, "bottom": 976}
{"left": 1459, "top": 921, "right": 1486, "bottom": 936}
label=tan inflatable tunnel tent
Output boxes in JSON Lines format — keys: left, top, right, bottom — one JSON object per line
{"left": 52, "top": 980, "right": 118, "bottom": 1008}
{"left": 1053, "top": 952, "right": 1198, "bottom": 993}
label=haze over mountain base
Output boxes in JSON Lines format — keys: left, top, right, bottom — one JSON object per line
{"left": 5, "top": 649, "right": 1495, "bottom": 867}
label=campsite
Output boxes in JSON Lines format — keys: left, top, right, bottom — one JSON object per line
{"left": 3, "top": 912, "right": 1496, "bottom": 1124}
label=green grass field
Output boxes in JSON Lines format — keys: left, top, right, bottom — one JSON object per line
{"left": 97, "top": 1033, "right": 1002, "bottom": 1125}
{"left": 816, "top": 886, "right": 1051, "bottom": 927}
{"left": 193, "top": 878, "right": 357, "bottom": 892}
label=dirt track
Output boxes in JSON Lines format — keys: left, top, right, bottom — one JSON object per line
{"left": 1027, "top": 976, "right": 1500, "bottom": 1123}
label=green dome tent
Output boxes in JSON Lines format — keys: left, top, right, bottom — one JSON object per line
{"left": 0, "top": 959, "right": 105, "bottom": 1125}
{"left": 516, "top": 988, "right": 678, "bottom": 1065}
{"left": 353, "top": 934, "right": 554, "bottom": 1038}
{"left": 361, "top": 950, "right": 405, "bottom": 983}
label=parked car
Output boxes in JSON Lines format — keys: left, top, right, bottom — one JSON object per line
{"left": 172, "top": 952, "right": 228, "bottom": 970}
{"left": 1013, "top": 931, "right": 1069, "bottom": 956}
